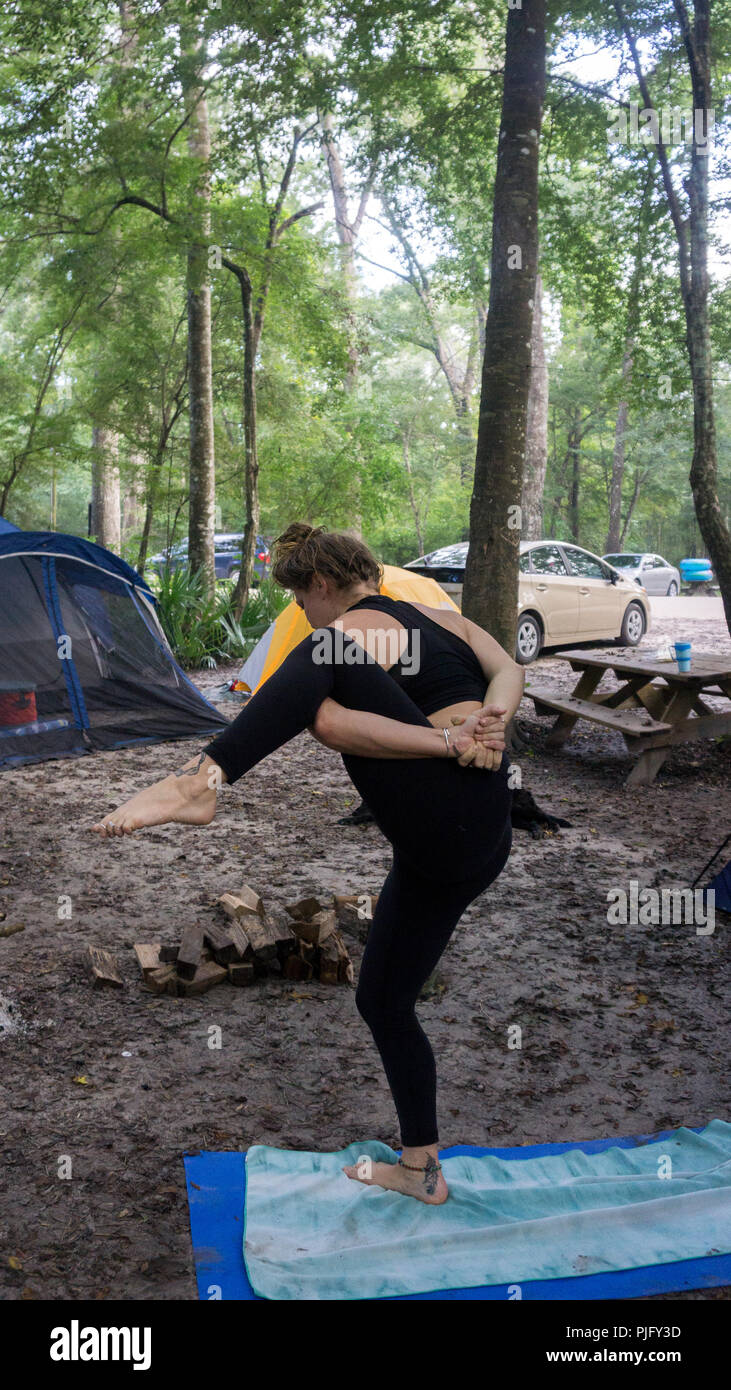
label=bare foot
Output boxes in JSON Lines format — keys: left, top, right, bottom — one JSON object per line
{"left": 89, "top": 752, "right": 222, "bottom": 837}
{"left": 343, "top": 1150, "right": 448, "bottom": 1205}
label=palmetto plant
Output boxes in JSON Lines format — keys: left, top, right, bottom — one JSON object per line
{"left": 156, "top": 568, "right": 290, "bottom": 668}
{"left": 217, "top": 576, "right": 291, "bottom": 654}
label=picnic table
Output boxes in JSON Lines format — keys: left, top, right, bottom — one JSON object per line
{"left": 527, "top": 649, "right": 731, "bottom": 785}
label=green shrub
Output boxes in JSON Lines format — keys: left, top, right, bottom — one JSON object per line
{"left": 155, "top": 567, "right": 290, "bottom": 668}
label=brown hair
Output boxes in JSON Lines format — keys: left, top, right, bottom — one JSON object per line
{"left": 271, "top": 522, "right": 383, "bottom": 593}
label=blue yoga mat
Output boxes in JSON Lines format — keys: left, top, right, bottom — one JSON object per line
{"left": 184, "top": 1122, "right": 731, "bottom": 1301}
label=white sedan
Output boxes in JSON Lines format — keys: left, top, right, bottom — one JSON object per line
{"left": 602, "top": 551, "right": 681, "bottom": 596}
{"left": 404, "top": 540, "right": 652, "bottom": 664}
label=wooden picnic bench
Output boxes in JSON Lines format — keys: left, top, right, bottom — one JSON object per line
{"left": 526, "top": 649, "right": 731, "bottom": 786}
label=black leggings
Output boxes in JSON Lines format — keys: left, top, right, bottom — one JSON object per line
{"left": 203, "top": 630, "right": 512, "bottom": 1147}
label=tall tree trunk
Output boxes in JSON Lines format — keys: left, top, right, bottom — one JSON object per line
{"left": 238, "top": 271, "right": 260, "bottom": 619}
{"left": 320, "top": 113, "right": 361, "bottom": 391}
{"left": 87, "top": 0, "right": 136, "bottom": 559}
{"left": 182, "top": 28, "right": 216, "bottom": 595}
{"left": 568, "top": 412, "right": 580, "bottom": 541}
{"left": 320, "top": 113, "right": 374, "bottom": 536}
{"left": 615, "top": 0, "right": 731, "bottom": 630}
{"left": 122, "top": 484, "right": 145, "bottom": 544}
{"left": 91, "top": 425, "right": 121, "bottom": 552}
{"left": 521, "top": 273, "right": 548, "bottom": 540}
{"left": 606, "top": 384, "right": 630, "bottom": 552}
{"left": 461, "top": 0, "right": 546, "bottom": 652}
{"left": 605, "top": 176, "right": 648, "bottom": 552}
{"left": 227, "top": 264, "right": 259, "bottom": 621}
{"left": 682, "top": 0, "right": 730, "bottom": 627}
{"left": 225, "top": 131, "right": 322, "bottom": 615}
{"left": 401, "top": 429, "right": 425, "bottom": 554}
{"left": 619, "top": 465, "right": 646, "bottom": 545}
{"left": 382, "top": 202, "right": 481, "bottom": 488}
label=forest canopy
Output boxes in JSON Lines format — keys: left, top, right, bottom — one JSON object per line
{"left": 0, "top": 0, "right": 729, "bottom": 619}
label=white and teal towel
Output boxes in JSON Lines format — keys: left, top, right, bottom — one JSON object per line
{"left": 243, "top": 1121, "right": 731, "bottom": 1300}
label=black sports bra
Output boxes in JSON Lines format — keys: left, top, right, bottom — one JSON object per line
{"left": 342, "top": 593, "right": 487, "bottom": 715}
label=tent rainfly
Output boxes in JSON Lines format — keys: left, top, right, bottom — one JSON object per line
{"left": 0, "top": 524, "right": 227, "bottom": 769}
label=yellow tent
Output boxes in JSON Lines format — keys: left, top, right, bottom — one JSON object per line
{"left": 236, "top": 564, "right": 458, "bottom": 695}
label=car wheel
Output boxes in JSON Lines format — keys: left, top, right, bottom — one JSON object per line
{"left": 227, "top": 567, "right": 240, "bottom": 583}
{"left": 516, "top": 614, "right": 542, "bottom": 665}
{"left": 666, "top": 580, "right": 678, "bottom": 596}
{"left": 620, "top": 601, "right": 646, "bottom": 646}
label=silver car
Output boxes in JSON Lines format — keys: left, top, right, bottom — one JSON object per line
{"left": 602, "top": 552, "right": 680, "bottom": 596}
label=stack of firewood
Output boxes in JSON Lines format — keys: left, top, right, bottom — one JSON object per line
{"left": 116, "top": 885, "right": 379, "bottom": 997}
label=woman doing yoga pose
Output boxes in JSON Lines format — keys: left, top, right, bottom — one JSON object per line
{"left": 91, "top": 524, "right": 524, "bottom": 1205}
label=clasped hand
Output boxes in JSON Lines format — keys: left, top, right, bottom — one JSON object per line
{"left": 450, "top": 704, "right": 507, "bottom": 770}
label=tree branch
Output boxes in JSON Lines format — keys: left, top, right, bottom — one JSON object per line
{"left": 612, "top": 1, "right": 691, "bottom": 304}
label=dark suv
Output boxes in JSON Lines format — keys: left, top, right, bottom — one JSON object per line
{"left": 150, "top": 533, "right": 271, "bottom": 583}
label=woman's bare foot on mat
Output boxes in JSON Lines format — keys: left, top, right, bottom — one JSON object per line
{"left": 342, "top": 1147, "right": 448, "bottom": 1205}
{"left": 89, "top": 753, "right": 224, "bottom": 837}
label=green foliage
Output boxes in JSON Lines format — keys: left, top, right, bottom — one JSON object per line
{"left": 217, "top": 577, "right": 291, "bottom": 657}
{"left": 0, "top": 0, "right": 728, "bottom": 631}
{"left": 155, "top": 568, "right": 290, "bottom": 668}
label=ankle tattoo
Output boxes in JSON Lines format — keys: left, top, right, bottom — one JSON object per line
{"left": 423, "top": 1154, "right": 441, "bottom": 1194}
{"left": 398, "top": 1153, "right": 442, "bottom": 1194}
{"left": 175, "top": 752, "right": 206, "bottom": 778}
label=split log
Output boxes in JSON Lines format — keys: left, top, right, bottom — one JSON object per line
{"left": 176, "top": 926, "right": 205, "bottom": 981}
{"left": 133, "top": 943, "right": 163, "bottom": 978}
{"left": 226, "top": 920, "right": 253, "bottom": 961}
{"left": 317, "top": 930, "right": 353, "bottom": 985}
{"left": 159, "top": 944, "right": 180, "bottom": 964}
{"left": 283, "top": 950, "right": 313, "bottom": 982}
{"left": 176, "top": 961, "right": 228, "bottom": 997}
{"left": 218, "top": 893, "right": 249, "bottom": 921}
{"left": 237, "top": 884, "right": 266, "bottom": 917}
{"left": 88, "top": 946, "right": 123, "bottom": 989}
{"left": 218, "top": 892, "right": 295, "bottom": 960}
{"left": 317, "top": 935, "right": 340, "bottom": 985}
{"left": 284, "top": 896, "right": 327, "bottom": 922}
{"left": 218, "top": 887, "right": 265, "bottom": 921}
{"left": 266, "top": 910, "right": 298, "bottom": 959}
{"left": 144, "top": 964, "right": 178, "bottom": 996}
{"left": 288, "top": 907, "right": 336, "bottom": 946}
{"left": 234, "top": 911, "right": 282, "bottom": 965}
{"left": 203, "top": 921, "right": 246, "bottom": 966}
{"left": 228, "top": 961, "right": 255, "bottom": 987}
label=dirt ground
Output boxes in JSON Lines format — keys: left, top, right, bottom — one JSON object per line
{"left": 0, "top": 611, "right": 729, "bottom": 1301}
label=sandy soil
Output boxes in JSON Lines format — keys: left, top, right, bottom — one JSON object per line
{"left": 0, "top": 612, "right": 729, "bottom": 1301}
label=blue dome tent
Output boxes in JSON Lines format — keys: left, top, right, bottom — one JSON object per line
{"left": 0, "top": 522, "right": 227, "bottom": 768}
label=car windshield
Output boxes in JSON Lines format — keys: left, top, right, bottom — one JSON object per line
{"left": 605, "top": 554, "right": 643, "bottom": 567}
{"left": 423, "top": 543, "right": 468, "bottom": 565}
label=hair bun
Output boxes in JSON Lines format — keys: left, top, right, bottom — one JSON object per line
{"left": 272, "top": 522, "right": 323, "bottom": 558}
{"left": 280, "top": 522, "right": 317, "bottom": 546}
{"left": 270, "top": 522, "right": 383, "bottom": 593}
